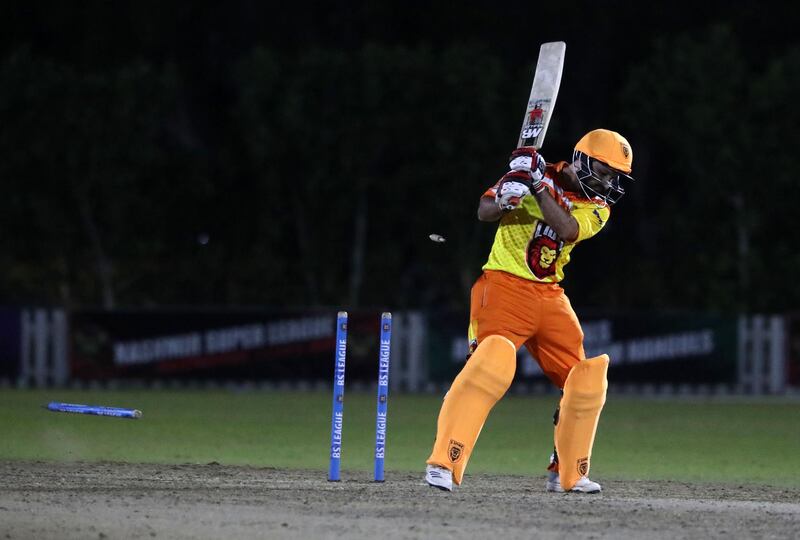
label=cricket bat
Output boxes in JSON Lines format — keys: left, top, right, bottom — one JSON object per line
{"left": 517, "top": 41, "right": 566, "bottom": 149}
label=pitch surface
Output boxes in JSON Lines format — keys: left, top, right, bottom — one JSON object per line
{"left": 2, "top": 461, "right": 798, "bottom": 539}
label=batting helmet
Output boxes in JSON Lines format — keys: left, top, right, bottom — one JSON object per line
{"left": 572, "top": 129, "right": 634, "bottom": 204}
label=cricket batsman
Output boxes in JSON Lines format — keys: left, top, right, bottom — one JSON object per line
{"left": 424, "top": 129, "right": 635, "bottom": 493}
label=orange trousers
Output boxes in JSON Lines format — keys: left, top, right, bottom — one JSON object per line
{"left": 468, "top": 270, "right": 584, "bottom": 388}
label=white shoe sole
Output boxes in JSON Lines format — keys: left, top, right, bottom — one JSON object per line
{"left": 546, "top": 478, "right": 601, "bottom": 494}
{"left": 546, "top": 481, "right": 563, "bottom": 493}
{"left": 425, "top": 466, "right": 453, "bottom": 492}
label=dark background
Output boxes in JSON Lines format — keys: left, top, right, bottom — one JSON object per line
{"left": 1, "top": 1, "right": 797, "bottom": 314}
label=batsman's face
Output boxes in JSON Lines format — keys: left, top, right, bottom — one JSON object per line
{"left": 586, "top": 160, "right": 622, "bottom": 192}
{"left": 570, "top": 152, "right": 631, "bottom": 204}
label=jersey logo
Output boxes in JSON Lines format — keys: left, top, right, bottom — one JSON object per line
{"left": 526, "top": 221, "right": 564, "bottom": 279}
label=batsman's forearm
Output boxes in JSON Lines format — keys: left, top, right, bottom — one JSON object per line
{"left": 533, "top": 190, "right": 578, "bottom": 242}
{"left": 478, "top": 196, "right": 503, "bottom": 222}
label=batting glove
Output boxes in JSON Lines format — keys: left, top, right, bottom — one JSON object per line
{"left": 509, "top": 147, "right": 547, "bottom": 194}
{"left": 495, "top": 170, "right": 532, "bottom": 212}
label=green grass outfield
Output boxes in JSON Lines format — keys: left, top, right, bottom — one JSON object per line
{"left": 1, "top": 389, "right": 798, "bottom": 486}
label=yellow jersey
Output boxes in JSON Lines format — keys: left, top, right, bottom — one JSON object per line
{"left": 482, "top": 162, "right": 610, "bottom": 283}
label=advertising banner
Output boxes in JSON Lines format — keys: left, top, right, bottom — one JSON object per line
{"left": 430, "top": 310, "right": 738, "bottom": 385}
{"left": 70, "top": 309, "right": 386, "bottom": 383}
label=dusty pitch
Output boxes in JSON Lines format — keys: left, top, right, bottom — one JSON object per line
{"left": 1, "top": 461, "right": 798, "bottom": 539}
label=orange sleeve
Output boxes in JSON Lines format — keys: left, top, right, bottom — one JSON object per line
{"left": 548, "top": 161, "right": 571, "bottom": 190}
{"left": 482, "top": 178, "right": 502, "bottom": 198}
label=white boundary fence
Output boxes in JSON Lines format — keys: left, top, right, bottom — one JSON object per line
{"left": 19, "top": 308, "right": 69, "bottom": 387}
{"left": 737, "top": 315, "right": 786, "bottom": 394}
{"left": 389, "top": 311, "right": 427, "bottom": 392}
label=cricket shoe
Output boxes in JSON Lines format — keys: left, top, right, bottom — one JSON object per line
{"left": 425, "top": 465, "right": 453, "bottom": 492}
{"left": 545, "top": 471, "right": 601, "bottom": 493}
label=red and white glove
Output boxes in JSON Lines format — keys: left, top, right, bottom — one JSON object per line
{"left": 495, "top": 170, "right": 532, "bottom": 212}
{"left": 509, "top": 147, "right": 547, "bottom": 194}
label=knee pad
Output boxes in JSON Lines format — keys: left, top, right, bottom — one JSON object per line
{"left": 455, "top": 335, "right": 517, "bottom": 399}
{"left": 554, "top": 354, "right": 608, "bottom": 491}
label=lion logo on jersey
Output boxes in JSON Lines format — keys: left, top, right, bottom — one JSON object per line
{"left": 527, "top": 221, "right": 563, "bottom": 279}
{"left": 539, "top": 245, "right": 557, "bottom": 268}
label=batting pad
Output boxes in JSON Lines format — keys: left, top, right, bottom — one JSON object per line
{"left": 427, "top": 335, "right": 516, "bottom": 485}
{"left": 555, "top": 354, "right": 609, "bottom": 491}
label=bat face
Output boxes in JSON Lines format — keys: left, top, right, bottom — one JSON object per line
{"left": 517, "top": 41, "right": 566, "bottom": 149}
{"left": 520, "top": 101, "right": 548, "bottom": 144}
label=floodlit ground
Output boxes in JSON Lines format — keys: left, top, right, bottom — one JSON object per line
{"left": 2, "top": 462, "right": 799, "bottom": 539}
{"left": 2, "top": 389, "right": 799, "bottom": 538}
